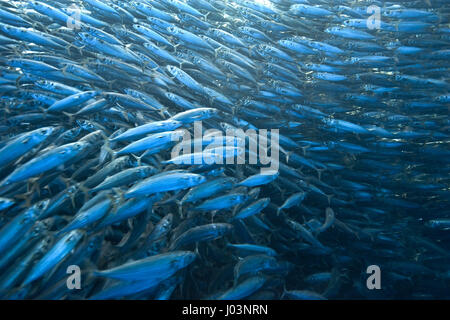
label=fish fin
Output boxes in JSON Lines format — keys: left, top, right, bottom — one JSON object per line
{"left": 130, "top": 153, "right": 141, "bottom": 166}
{"left": 276, "top": 207, "right": 282, "bottom": 216}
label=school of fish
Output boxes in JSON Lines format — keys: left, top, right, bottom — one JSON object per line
{"left": 0, "top": 0, "right": 449, "bottom": 299}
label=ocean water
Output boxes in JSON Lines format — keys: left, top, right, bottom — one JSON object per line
{"left": 0, "top": 0, "right": 448, "bottom": 300}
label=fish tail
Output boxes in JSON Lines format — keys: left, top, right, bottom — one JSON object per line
{"left": 325, "top": 193, "right": 334, "bottom": 206}
{"left": 316, "top": 167, "right": 325, "bottom": 181}
{"left": 108, "top": 79, "right": 117, "bottom": 90}
{"left": 285, "top": 151, "right": 292, "bottom": 164}
{"left": 130, "top": 153, "right": 141, "bottom": 166}
{"left": 15, "top": 74, "right": 23, "bottom": 88}
{"left": 102, "top": 141, "right": 118, "bottom": 162}
{"left": 214, "top": 47, "right": 220, "bottom": 59}
{"left": 159, "top": 107, "right": 171, "bottom": 119}
{"left": 38, "top": 105, "right": 48, "bottom": 116}
{"left": 280, "top": 283, "right": 287, "bottom": 300}
{"left": 91, "top": 270, "right": 102, "bottom": 278}
{"left": 62, "top": 111, "right": 75, "bottom": 123}
{"left": 177, "top": 200, "right": 184, "bottom": 218}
